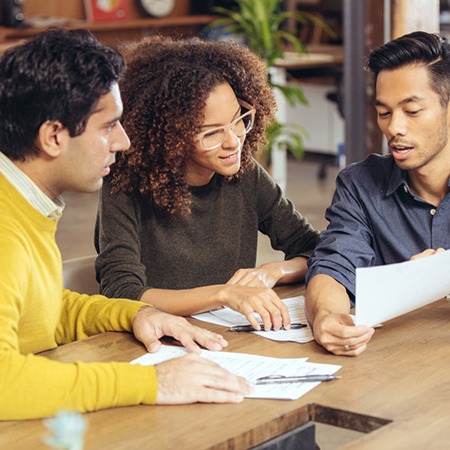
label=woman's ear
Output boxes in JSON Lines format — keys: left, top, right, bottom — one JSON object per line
{"left": 36, "top": 120, "right": 68, "bottom": 158}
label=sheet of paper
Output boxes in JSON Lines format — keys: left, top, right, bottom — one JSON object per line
{"left": 192, "top": 296, "right": 314, "bottom": 343}
{"left": 355, "top": 249, "right": 450, "bottom": 327}
{"left": 131, "top": 345, "right": 341, "bottom": 400}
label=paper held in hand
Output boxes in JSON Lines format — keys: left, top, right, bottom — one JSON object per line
{"left": 354, "top": 249, "right": 450, "bottom": 327}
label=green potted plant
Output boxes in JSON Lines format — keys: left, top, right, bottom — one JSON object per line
{"left": 211, "top": 0, "right": 331, "bottom": 165}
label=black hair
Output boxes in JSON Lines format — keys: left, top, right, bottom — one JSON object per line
{"left": 0, "top": 28, "right": 125, "bottom": 160}
{"left": 366, "top": 31, "right": 450, "bottom": 106}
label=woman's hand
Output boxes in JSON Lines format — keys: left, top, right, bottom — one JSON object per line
{"left": 227, "top": 257, "right": 308, "bottom": 289}
{"left": 227, "top": 266, "right": 281, "bottom": 289}
{"left": 220, "top": 284, "right": 290, "bottom": 331}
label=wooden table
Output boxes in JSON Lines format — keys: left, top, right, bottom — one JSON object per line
{"left": 1, "top": 284, "right": 450, "bottom": 449}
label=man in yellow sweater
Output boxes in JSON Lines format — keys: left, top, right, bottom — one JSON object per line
{"left": 0, "top": 28, "right": 251, "bottom": 420}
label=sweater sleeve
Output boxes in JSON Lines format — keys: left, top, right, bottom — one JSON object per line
{"left": 56, "top": 289, "right": 147, "bottom": 343}
{"left": 0, "top": 349, "right": 157, "bottom": 420}
{"left": 253, "top": 161, "right": 319, "bottom": 259}
{"left": 0, "top": 290, "right": 158, "bottom": 420}
{"left": 95, "top": 178, "right": 150, "bottom": 300}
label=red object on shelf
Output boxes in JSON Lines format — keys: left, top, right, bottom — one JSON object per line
{"left": 84, "top": 0, "right": 129, "bottom": 22}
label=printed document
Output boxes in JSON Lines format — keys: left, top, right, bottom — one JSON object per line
{"left": 192, "top": 296, "right": 314, "bottom": 343}
{"left": 131, "top": 345, "right": 341, "bottom": 400}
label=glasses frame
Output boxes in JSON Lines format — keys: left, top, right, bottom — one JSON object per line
{"left": 196, "top": 99, "right": 256, "bottom": 151}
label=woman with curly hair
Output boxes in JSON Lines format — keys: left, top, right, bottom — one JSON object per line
{"left": 95, "top": 35, "right": 319, "bottom": 331}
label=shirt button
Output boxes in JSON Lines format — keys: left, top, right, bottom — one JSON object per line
{"left": 403, "top": 186, "right": 408, "bottom": 193}
{"left": 430, "top": 208, "right": 436, "bottom": 216}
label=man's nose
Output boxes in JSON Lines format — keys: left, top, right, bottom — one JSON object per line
{"left": 387, "top": 112, "right": 407, "bottom": 136}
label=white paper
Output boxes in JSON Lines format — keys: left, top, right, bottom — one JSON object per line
{"left": 131, "top": 345, "right": 341, "bottom": 400}
{"left": 355, "top": 249, "right": 450, "bottom": 327}
{"left": 192, "top": 296, "right": 314, "bottom": 343}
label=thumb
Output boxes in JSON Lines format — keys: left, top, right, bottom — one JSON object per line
{"left": 143, "top": 337, "right": 161, "bottom": 353}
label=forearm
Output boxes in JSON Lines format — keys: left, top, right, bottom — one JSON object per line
{"left": 0, "top": 352, "right": 156, "bottom": 420}
{"left": 57, "top": 290, "right": 145, "bottom": 343}
{"left": 139, "top": 285, "right": 230, "bottom": 316}
{"left": 258, "top": 256, "right": 308, "bottom": 285}
{"left": 305, "top": 274, "right": 351, "bottom": 328}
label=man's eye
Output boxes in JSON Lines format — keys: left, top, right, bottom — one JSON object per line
{"left": 406, "top": 110, "right": 420, "bottom": 116}
{"left": 377, "top": 111, "right": 390, "bottom": 118}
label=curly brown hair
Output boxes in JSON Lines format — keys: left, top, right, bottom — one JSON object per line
{"left": 112, "top": 35, "right": 277, "bottom": 216}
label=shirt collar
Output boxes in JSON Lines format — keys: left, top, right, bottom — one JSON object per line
{"left": 385, "top": 154, "right": 450, "bottom": 197}
{"left": 384, "top": 157, "right": 407, "bottom": 196}
{"left": 0, "top": 151, "right": 65, "bottom": 220}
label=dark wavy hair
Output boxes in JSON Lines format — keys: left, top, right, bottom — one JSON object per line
{"left": 366, "top": 31, "right": 450, "bottom": 106}
{"left": 111, "top": 35, "right": 277, "bottom": 216}
{"left": 0, "top": 28, "right": 125, "bottom": 160}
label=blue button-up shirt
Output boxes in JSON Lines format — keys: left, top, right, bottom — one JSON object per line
{"left": 306, "top": 153, "right": 450, "bottom": 304}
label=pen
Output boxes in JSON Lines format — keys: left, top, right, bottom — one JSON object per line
{"left": 254, "top": 375, "right": 341, "bottom": 385}
{"left": 228, "top": 323, "right": 306, "bottom": 332}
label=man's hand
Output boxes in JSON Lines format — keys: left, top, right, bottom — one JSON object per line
{"left": 221, "top": 284, "right": 290, "bottom": 331}
{"left": 132, "top": 307, "right": 228, "bottom": 354}
{"left": 155, "top": 353, "right": 252, "bottom": 404}
{"left": 312, "top": 312, "right": 374, "bottom": 356}
{"left": 410, "top": 248, "right": 446, "bottom": 260}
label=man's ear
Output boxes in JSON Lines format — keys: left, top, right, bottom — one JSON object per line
{"left": 36, "top": 120, "right": 68, "bottom": 158}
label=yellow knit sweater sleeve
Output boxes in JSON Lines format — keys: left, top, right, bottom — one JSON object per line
{"left": 0, "top": 176, "right": 158, "bottom": 419}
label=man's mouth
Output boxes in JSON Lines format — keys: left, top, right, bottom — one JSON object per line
{"left": 390, "top": 142, "right": 413, "bottom": 153}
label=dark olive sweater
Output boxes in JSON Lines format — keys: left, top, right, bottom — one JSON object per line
{"left": 95, "top": 161, "right": 319, "bottom": 300}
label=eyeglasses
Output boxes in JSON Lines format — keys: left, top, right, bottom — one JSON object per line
{"left": 196, "top": 99, "right": 255, "bottom": 151}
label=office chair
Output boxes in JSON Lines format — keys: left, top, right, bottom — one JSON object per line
{"left": 62, "top": 255, "right": 99, "bottom": 295}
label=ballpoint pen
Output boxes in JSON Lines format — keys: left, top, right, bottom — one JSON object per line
{"left": 254, "top": 374, "right": 341, "bottom": 385}
{"left": 228, "top": 323, "right": 307, "bottom": 332}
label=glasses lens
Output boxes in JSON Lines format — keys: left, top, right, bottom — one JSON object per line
{"left": 200, "top": 107, "right": 254, "bottom": 150}
{"left": 233, "top": 111, "right": 253, "bottom": 137}
{"left": 201, "top": 129, "right": 226, "bottom": 150}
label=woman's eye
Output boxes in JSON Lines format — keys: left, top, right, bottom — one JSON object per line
{"left": 204, "top": 130, "right": 221, "bottom": 138}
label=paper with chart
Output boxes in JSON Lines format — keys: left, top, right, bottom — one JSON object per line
{"left": 355, "top": 249, "right": 450, "bottom": 327}
{"left": 131, "top": 345, "right": 341, "bottom": 400}
{"left": 192, "top": 296, "right": 314, "bottom": 343}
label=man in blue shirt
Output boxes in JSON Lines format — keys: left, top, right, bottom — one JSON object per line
{"left": 305, "top": 31, "right": 450, "bottom": 356}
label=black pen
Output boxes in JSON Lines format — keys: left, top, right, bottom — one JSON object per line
{"left": 254, "top": 374, "right": 341, "bottom": 385}
{"left": 228, "top": 323, "right": 306, "bottom": 332}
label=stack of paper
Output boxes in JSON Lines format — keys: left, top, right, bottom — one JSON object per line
{"left": 131, "top": 346, "right": 341, "bottom": 400}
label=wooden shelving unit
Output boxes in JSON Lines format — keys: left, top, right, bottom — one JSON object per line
{"left": 0, "top": 15, "right": 216, "bottom": 47}
{"left": 0, "top": 0, "right": 216, "bottom": 46}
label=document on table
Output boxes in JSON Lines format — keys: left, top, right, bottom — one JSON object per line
{"left": 192, "top": 296, "right": 314, "bottom": 343}
{"left": 131, "top": 345, "right": 341, "bottom": 400}
{"left": 354, "top": 249, "right": 450, "bottom": 327}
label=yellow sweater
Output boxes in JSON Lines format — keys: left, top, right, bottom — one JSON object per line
{"left": 0, "top": 174, "right": 157, "bottom": 420}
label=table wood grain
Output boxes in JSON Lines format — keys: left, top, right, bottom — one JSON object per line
{"left": 1, "top": 285, "right": 450, "bottom": 449}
